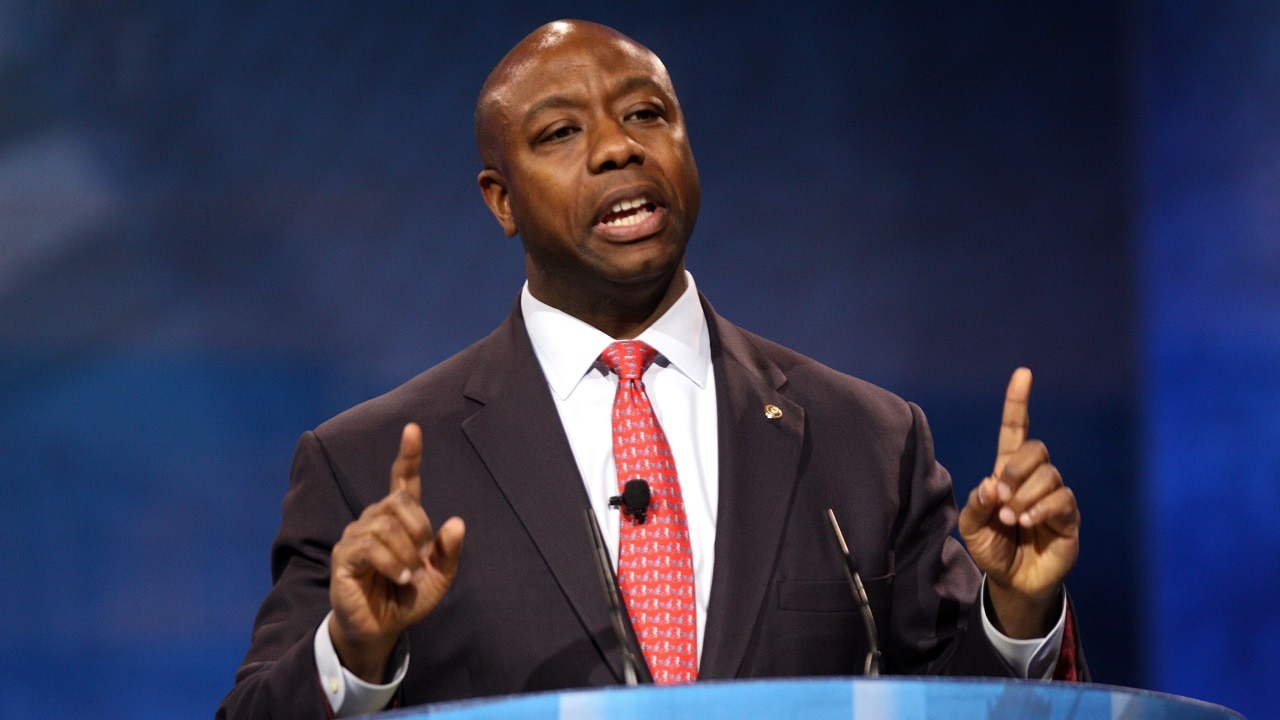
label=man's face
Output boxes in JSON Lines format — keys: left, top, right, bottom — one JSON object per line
{"left": 478, "top": 25, "right": 701, "bottom": 312}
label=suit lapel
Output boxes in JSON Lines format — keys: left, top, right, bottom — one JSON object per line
{"left": 459, "top": 310, "right": 628, "bottom": 682}
{"left": 698, "top": 301, "right": 807, "bottom": 679}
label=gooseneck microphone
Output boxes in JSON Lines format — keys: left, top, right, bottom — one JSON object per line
{"left": 825, "top": 508, "right": 883, "bottom": 677}
{"left": 609, "top": 479, "right": 651, "bottom": 525}
{"left": 584, "top": 508, "right": 653, "bottom": 685}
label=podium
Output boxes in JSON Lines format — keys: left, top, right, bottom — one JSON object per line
{"left": 362, "top": 678, "right": 1244, "bottom": 720}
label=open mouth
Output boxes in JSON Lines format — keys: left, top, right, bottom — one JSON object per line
{"left": 598, "top": 195, "right": 659, "bottom": 228}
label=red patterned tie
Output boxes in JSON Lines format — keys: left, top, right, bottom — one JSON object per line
{"left": 600, "top": 340, "right": 698, "bottom": 684}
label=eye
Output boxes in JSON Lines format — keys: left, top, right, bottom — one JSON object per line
{"left": 625, "top": 104, "right": 665, "bottom": 123}
{"left": 538, "top": 124, "right": 579, "bottom": 144}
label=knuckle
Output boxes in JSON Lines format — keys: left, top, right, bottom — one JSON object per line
{"left": 389, "top": 488, "right": 421, "bottom": 513}
{"left": 1034, "top": 464, "right": 1061, "bottom": 487}
{"left": 363, "top": 521, "right": 399, "bottom": 552}
{"left": 374, "top": 514, "right": 398, "bottom": 536}
{"left": 1041, "top": 487, "right": 1077, "bottom": 515}
{"left": 338, "top": 517, "right": 374, "bottom": 546}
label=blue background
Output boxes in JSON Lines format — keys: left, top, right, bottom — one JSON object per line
{"left": 0, "top": 1, "right": 1274, "bottom": 718}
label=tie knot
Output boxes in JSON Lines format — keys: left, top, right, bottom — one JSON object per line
{"left": 600, "top": 340, "right": 658, "bottom": 381}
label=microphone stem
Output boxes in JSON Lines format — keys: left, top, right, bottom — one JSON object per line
{"left": 585, "top": 509, "right": 647, "bottom": 685}
{"left": 826, "top": 509, "right": 882, "bottom": 678}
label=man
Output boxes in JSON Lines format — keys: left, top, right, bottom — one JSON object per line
{"left": 219, "top": 20, "right": 1083, "bottom": 719}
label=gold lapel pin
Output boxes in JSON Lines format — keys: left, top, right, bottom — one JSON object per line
{"left": 764, "top": 404, "right": 783, "bottom": 420}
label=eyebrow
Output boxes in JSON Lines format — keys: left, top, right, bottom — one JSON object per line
{"left": 523, "top": 94, "right": 580, "bottom": 126}
{"left": 613, "top": 75, "right": 666, "bottom": 100}
{"left": 521, "top": 75, "right": 669, "bottom": 127}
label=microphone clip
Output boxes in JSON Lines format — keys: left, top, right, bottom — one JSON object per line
{"left": 609, "top": 479, "right": 651, "bottom": 525}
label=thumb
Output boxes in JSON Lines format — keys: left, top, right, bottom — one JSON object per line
{"left": 429, "top": 516, "right": 466, "bottom": 578}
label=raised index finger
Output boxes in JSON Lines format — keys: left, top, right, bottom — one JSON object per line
{"left": 390, "top": 422, "right": 423, "bottom": 502}
{"left": 994, "top": 367, "right": 1032, "bottom": 478}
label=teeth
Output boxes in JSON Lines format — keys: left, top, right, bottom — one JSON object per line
{"left": 603, "top": 205, "right": 654, "bottom": 227}
{"left": 610, "top": 196, "right": 648, "bottom": 214}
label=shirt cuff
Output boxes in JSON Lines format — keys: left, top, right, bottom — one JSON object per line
{"left": 314, "top": 611, "right": 409, "bottom": 717}
{"left": 978, "top": 577, "right": 1067, "bottom": 680}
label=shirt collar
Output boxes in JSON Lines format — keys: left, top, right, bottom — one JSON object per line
{"left": 521, "top": 271, "right": 712, "bottom": 401}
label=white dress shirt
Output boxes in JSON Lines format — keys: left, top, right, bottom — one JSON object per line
{"left": 316, "top": 272, "right": 1063, "bottom": 716}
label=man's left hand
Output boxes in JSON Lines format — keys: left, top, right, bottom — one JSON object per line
{"left": 958, "top": 367, "right": 1081, "bottom": 639}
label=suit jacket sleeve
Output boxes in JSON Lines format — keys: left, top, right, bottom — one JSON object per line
{"left": 885, "top": 401, "right": 1086, "bottom": 677}
{"left": 217, "top": 431, "right": 359, "bottom": 720}
{"left": 888, "top": 401, "right": 1014, "bottom": 676}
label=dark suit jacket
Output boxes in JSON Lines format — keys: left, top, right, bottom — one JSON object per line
{"left": 219, "top": 297, "right": 1061, "bottom": 719}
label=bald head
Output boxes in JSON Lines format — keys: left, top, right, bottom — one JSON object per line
{"left": 474, "top": 20, "right": 678, "bottom": 171}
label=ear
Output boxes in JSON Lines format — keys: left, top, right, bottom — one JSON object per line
{"left": 478, "top": 169, "right": 518, "bottom": 237}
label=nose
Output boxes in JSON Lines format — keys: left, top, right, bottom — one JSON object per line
{"left": 588, "top": 118, "right": 645, "bottom": 173}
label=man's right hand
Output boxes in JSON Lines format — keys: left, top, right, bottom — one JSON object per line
{"left": 329, "top": 422, "right": 465, "bottom": 683}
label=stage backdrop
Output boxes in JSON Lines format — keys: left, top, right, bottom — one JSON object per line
{"left": 0, "top": 1, "right": 1272, "bottom": 719}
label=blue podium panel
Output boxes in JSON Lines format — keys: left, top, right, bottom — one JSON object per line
{"left": 364, "top": 678, "right": 1243, "bottom": 720}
